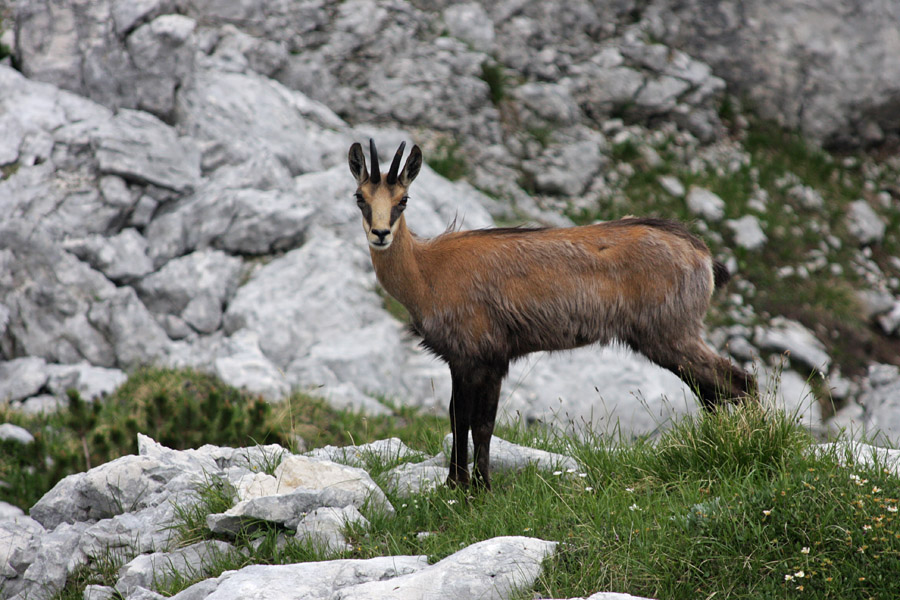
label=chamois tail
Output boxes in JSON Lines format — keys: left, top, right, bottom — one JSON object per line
{"left": 712, "top": 260, "right": 731, "bottom": 289}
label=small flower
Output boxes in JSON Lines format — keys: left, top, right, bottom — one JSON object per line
{"left": 585, "top": 487, "right": 594, "bottom": 492}
{"left": 888, "top": 505, "right": 898, "bottom": 513}
{"left": 578, "top": 472, "right": 587, "bottom": 478}
{"left": 446, "top": 499, "right": 457, "bottom": 505}
{"left": 794, "top": 570, "right": 805, "bottom": 578}
{"left": 625, "top": 487, "right": 635, "bottom": 493}
{"left": 629, "top": 503, "right": 641, "bottom": 512}
{"left": 553, "top": 470, "right": 563, "bottom": 476}
{"left": 523, "top": 527, "right": 532, "bottom": 532}
{"left": 873, "top": 486, "right": 882, "bottom": 494}
{"left": 863, "top": 525, "right": 872, "bottom": 532}
{"left": 801, "top": 547, "right": 810, "bottom": 555}
{"left": 566, "top": 468, "right": 576, "bottom": 473}
{"left": 785, "top": 574, "right": 795, "bottom": 582}
{"left": 763, "top": 509, "right": 772, "bottom": 517}
{"left": 796, "top": 585, "right": 804, "bottom": 591}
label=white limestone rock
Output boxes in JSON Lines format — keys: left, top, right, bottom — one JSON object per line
{"left": 92, "top": 109, "right": 201, "bottom": 193}
{"left": 135, "top": 249, "right": 242, "bottom": 322}
{"left": 726, "top": 215, "right": 767, "bottom": 250}
{"left": 0, "top": 502, "right": 26, "bottom": 521}
{"left": 206, "top": 454, "right": 393, "bottom": 536}
{"left": 144, "top": 166, "right": 313, "bottom": 263}
{"left": 124, "top": 14, "right": 197, "bottom": 118}
{"left": 651, "top": 0, "right": 900, "bottom": 145}
{"left": 167, "top": 555, "right": 429, "bottom": 600}
{"left": 754, "top": 317, "right": 831, "bottom": 373}
{"left": 0, "top": 357, "right": 48, "bottom": 403}
{"left": 441, "top": 434, "right": 580, "bottom": 474}
{"left": 443, "top": 3, "right": 495, "bottom": 53}
{"left": 658, "top": 175, "right": 685, "bottom": 197}
{"left": 305, "top": 438, "right": 421, "bottom": 468}
{"left": 294, "top": 505, "right": 369, "bottom": 554}
{"left": 176, "top": 64, "right": 351, "bottom": 176}
{"left": 212, "top": 330, "right": 291, "bottom": 401}
{"left": 29, "top": 455, "right": 180, "bottom": 529}
{"left": 45, "top": 362, "right": 127, "bottom": 401}
{"left": 0, "top": 424, "right": 35, "bottom": 445}
{"left": 845, "top": 200, "right": 885, "bottom": 245}
{"left": 337, "top": 536, "right": 557, "bottom": 600}
{"left": 384, "top": 459, "right": 448, "bottom": 497}
{"left": 62, "top": 229, "right": 154, "bottom": 284}
{"left": 115, "top": 540, "right": 237, "bottom": 597}
{"left": 685, "top": 186, "right": 725, "bottom": 221}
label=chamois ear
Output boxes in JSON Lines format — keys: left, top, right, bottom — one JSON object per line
{"left": 399, "top": 144, "right": 422, "bottom": 187}
{"left": 348, "top": 143, "right": 368, "bottom": 184}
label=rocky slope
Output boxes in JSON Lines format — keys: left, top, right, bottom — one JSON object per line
{"left": 0, "top": 433, "right": 569, "bottom": 600}
{"left": 2, "top": 0, "right": 900, "bottom": 447}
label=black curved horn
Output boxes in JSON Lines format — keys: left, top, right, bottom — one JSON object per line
{"left": 387, "top": 142, "right": 406, "bottom": 185}
{"left": 369, "top": 139, "right": 381, "bottom": 184}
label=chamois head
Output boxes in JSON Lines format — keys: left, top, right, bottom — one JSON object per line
{"left": 348, "top": 140, "right": 422, "bottom": 250}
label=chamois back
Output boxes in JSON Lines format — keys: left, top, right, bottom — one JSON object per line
{"left": 408, "top": 218, "right": 717, "bottom": 367}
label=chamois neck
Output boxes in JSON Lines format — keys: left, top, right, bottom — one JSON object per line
{"left": 369, "top": 216, "right": 427, "bottom": 314}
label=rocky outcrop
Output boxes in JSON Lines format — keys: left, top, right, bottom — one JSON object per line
{"left": 647, "top": 0, "right": 900, "bottom": 147}
{"left": 0, "top": 434, "right": 572, "bottom": 600}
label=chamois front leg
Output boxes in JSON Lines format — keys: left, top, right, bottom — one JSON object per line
{"left": 447, "top": 367, "right": 471, "bottom": 488}
{"left": 470, "top": 365, "right": 504, "bottom": 491}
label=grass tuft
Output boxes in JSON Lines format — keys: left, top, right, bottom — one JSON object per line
{"left": 651, "top": 403, "right": 812, "bottom": 481}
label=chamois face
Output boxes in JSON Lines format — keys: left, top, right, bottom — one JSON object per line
{"left": 348, "top": 140, "right": 422, "bottom": 250}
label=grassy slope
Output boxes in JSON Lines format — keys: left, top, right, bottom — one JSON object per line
{"left": 4, "top": 369, "right": 899, "bottom": 600}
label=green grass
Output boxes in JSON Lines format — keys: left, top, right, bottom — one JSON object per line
{"left": 426, "top": 138, "right": 468, "bottom": 181}
{"left": 147, "top": 403, "right": 900, "bottom": 600}
{"left": 7, "top": 369, "right": 897, "bottom": 600}
{"left": 0, "top": 368, "right": 447, "bottom": 512}
{"left": 480, "top": 60, "right": 509, "bottom": 106}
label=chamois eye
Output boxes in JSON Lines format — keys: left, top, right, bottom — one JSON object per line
{"left": 355, "top": 193, "right": 365, "bottom": 207}
{"left": 398, "top": 195, "right": 409, "bottom": 208}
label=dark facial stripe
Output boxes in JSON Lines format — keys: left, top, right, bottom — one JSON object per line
{"left": 390, "top": 203, "right": 404, "bottom": 225}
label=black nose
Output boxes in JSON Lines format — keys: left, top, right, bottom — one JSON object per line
{"left": 372, "top": 229, "right": 390, "bottom": 242}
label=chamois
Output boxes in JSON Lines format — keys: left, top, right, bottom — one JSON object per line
{"left": 348, "top": 140, "right": 756, "bottom": 490}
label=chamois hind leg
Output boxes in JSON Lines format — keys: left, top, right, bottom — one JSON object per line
{"left": 469, "top": 365, "right": 505, "bottom": 491}
{"left": 646, "top": 336, "right": 757, "bottom": 411}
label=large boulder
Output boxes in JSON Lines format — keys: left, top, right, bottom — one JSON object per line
{"left": 649, "top": 0, "right": 900, "bottom": 146}
{"left": 0, "top": 222, "right": 168, "bottom": 368}
{"left": 15, "top": 0, "right": 194, "bottom": 120}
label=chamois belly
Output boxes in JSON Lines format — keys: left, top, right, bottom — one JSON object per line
{"left": 413, "top": 298, "right": 625, "bottom": 365}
